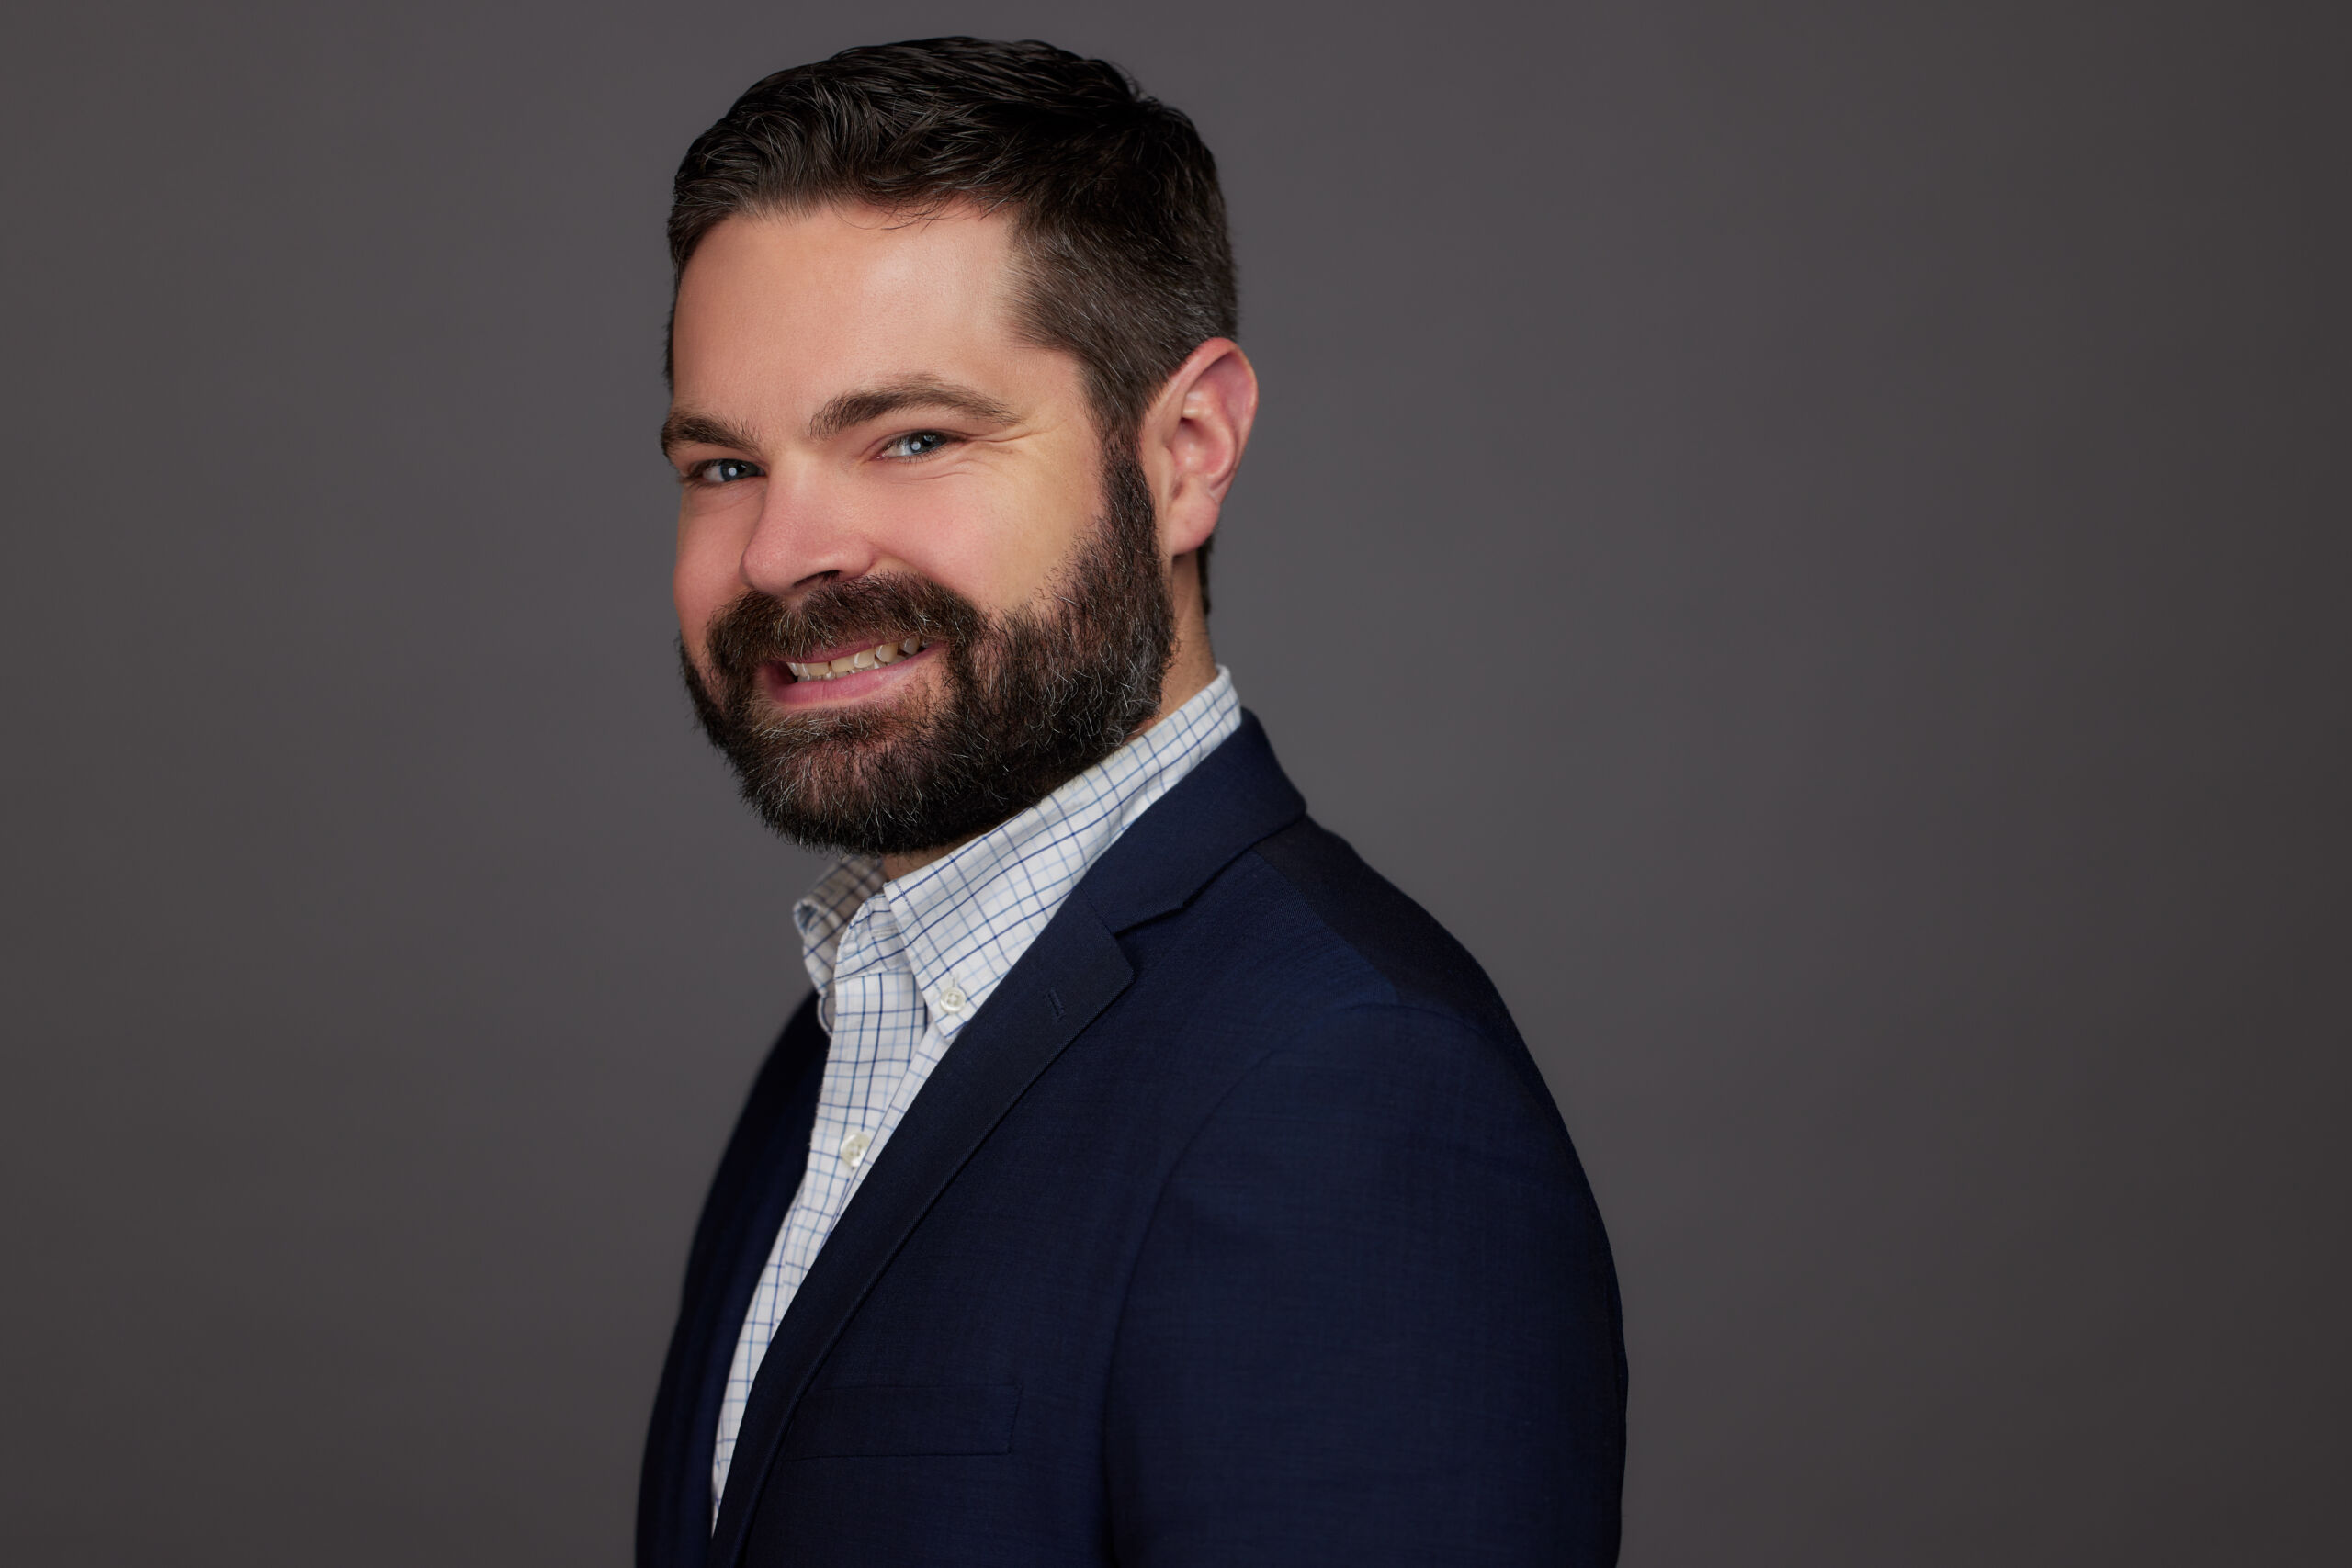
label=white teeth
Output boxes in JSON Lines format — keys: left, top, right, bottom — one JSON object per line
{"left": 787, "top": 639, "right": 929, "bottom": 682}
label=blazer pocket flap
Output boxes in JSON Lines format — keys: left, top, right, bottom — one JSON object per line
{"left": 779, "top": 1382, "right": 1021, "bottom": 1460}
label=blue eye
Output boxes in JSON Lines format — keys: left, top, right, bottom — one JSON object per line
{"left": 694, "top": 458, "right": 761, "bottom": 484}
{"left": 882, "top": 431, "right": 953, "bottom": 459}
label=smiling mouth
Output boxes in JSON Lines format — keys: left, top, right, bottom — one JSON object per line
{"left": 783, "top": 636, "right": 937, "bottom": 682}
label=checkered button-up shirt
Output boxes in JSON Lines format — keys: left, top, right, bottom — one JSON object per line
{"left": 711, "top": 669, "right": 1243, "bottom": 1511}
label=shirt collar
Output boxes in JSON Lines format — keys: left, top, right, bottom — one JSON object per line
{"left": 793, "top": 668, "right": 1241, "bottom": 1014}
{"left": 792, "top": 854, "right": 885, "bottom": 1001}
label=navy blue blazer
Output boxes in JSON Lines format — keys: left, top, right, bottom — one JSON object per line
{"left": 639, "top": 716, "right": 1625, "bottom": 1566}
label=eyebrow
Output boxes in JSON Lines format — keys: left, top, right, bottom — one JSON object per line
{"left": 659, "top": 410, "right": 761, "bottom": 459}
{"left": 806, "top": 377, "right": 1019, "bottom": 441}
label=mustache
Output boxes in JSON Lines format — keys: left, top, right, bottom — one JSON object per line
{"left": 704, "top": 572, "right": 989, "bottom": 680}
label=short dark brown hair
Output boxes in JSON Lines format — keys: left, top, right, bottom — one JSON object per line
{"left": 668, "top": 37, "right": 1238, "bottom": 451}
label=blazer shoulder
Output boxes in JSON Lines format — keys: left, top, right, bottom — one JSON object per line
{"left": 1241, "top": 815, "right": 1518, "bottom": 1045}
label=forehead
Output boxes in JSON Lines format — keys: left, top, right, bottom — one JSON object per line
{"left": 671, "top": 205, "right": 1057, "bottom": 417}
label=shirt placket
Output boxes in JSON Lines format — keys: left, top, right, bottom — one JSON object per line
{"left": 822, "top": 899, "right": 917, "bottom": 1182}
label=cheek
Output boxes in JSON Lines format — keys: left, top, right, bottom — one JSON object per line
{"left": 673, "top": 514, "right": 744, "bottom": 660}
{"left": 879, "top": 468, "right": 1096, "bottom": 610}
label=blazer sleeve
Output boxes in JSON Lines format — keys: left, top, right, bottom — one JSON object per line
{"left": 1103, "top": 1001, "right": 1625, "bottom": 1565}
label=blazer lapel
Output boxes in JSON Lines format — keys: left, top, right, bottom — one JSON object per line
{"left": 707, "top": 899, "right": 1136, "bottom": 1566}
{"left": 639, "top": 1000, "right": 827, "bottom": 1568}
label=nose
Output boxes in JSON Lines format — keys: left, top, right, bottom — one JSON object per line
{"left": 737, "top": 465, "right": 881, "bottom": 602}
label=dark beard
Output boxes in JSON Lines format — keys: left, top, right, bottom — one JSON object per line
{"left": 681, "top": 451, "right": 1175, "bottom": 858}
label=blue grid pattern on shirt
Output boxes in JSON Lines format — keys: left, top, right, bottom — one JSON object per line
{"left": 709, "top": 670, "right": 1243, "bottom": 1513}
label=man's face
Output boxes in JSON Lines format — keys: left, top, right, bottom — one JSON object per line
{"left": 665, "top": 205, "right": 1172, "bottom": 856}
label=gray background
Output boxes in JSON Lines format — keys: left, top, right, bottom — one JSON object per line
{"left": 4, "top": 1, "right": 2346, "bottom": 1562}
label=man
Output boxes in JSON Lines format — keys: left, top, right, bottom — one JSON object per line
{"left": 640, "top": 38, "right": 1625, "bottom": 1567}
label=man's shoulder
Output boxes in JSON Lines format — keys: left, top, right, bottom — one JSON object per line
{"left": 1102, "top": 815, "right": 1602, "bottom": 1287}
{"left": 1114, "top": 812, "right": 1525, "bottom": 1066}
{"left": 1246, "top": 816, "right": 1517, "bottom": 1037}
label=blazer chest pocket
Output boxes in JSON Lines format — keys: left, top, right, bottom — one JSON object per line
{"left": 778, "top": 1382, "right": 1022, "bottom": 1460}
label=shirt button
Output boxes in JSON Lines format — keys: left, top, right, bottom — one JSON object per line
{"left": 938, "top": 980, "right": 967, "bottom": 1014}
{"left": 838, "top": 1131, "right": 872, "bottom": 1168}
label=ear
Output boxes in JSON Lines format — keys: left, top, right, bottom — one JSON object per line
{"left": 1136, "top": 338, "right": 1258, "bottom": 559}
